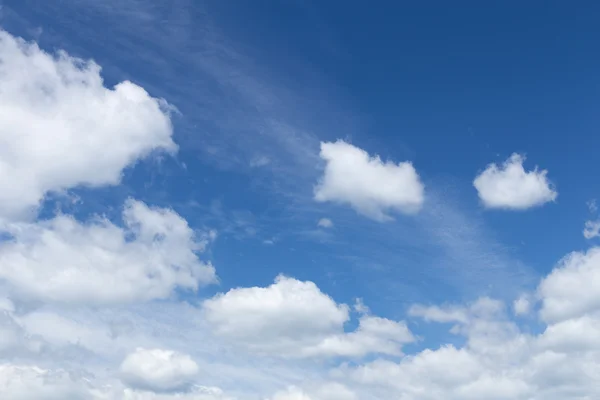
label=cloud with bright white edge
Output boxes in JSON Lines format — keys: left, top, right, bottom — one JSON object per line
{"left": 317, "top": 218, "right": 333, "bottom": 228}
{"left": 0, "top": 199, "right": 216, "bottom": 304}
{"left": 538, "top": 247, "right": 600, "bottom": 323}
{"left": 473, "top": 153, "right": 557, "bottom": 210}
{"left": 0, "top": 30, "right": 176, "bottom": 222}
{"left": 202, "top": 275, "right": 414, "bottom": 358}
{"left": 314, "top": 140, "right": 424, "bottom": 221}
{"left": 120, "top": 348, "right": 200, "bottom": 393}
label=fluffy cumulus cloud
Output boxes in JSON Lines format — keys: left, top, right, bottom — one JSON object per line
{"left": 0, "top": 30, "right": 176, "bottom": 221}
{"left": 538, "top": 247, "right": 600, "bottom": 323}
{"left": 331, "top": 246, "right": 600, "bottom": 400}
{"left": 473, "top": 153, "right": 557, "bottom": 210}
{"left": 314, "top": 141, "right": 424, "bottom": 221}
{"left": 0, "top": 199, "right": 216, "bottom": 304}
{"left": 202, "top": 275, "right": 413, "bottom": 358}
{"left": 120, "top": 348, "right": 199, "bottom": 392}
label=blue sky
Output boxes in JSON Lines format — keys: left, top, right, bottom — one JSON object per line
{"left": 1, "top": 1, "right": 600, "bottom": 399}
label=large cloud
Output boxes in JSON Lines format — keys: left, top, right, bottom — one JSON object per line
{"left": 473, "top": 154, "right": 557, "bottom": 210}
{"left": 335, "top": 254, "right": 600, "bottom": 399}
{"left": 0, "top": 199, "right": 216, "bottom": 304}
{"left": 202, "top": 275, "right": 413, "bottom": 358}
{"left": 120, "top": 348, "right": 200, "bottom": 392}
{"left": 0, "top": 30, "right": 176, "bottom": 221}
{"left": 314, "top": 141, "right": 424, "bottom": 221}
{"left": 7, "top": 247, "right": 600, "bottom": 399}
{"left": 538, "top": 247, "right": 600, "bottom": 323}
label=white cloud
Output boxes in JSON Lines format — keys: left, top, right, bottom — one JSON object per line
{"left": 271, "top": 386, "right": 313, "bottom": 400}
{"left": 314, "top": 141, "right": 424, "bottom": 221}
{"left": 203, "top": 275, "right": 349, "bottom": 346}
{"left": 0, "top": 199, "right": 216, "bottom": 304}
{"left": 583, "top": 220, "right": 600, "bottom": 239}
{"left": 0, "top": 30, "right": 176, "bottom": 221}
{"left": 202, "top": 275, "right": 413, "bottom": 358}
{"left": 317, "top": 218, "right": 333, "bottom": 228}
{"left": 513, "top": 294, "right": 532, "bottom": 316}
{"left": 120, "top": 348, "right": 199, "bottom": 393}
{"left": 0, "top": 364, "right": 95, "bottom": 400}
{"left": 353, "top": 298, "right": 369, "bottom": 314}
{"left": 333, "top": 250, "right": 600, "bottom": 399}
{"left": 122, "top": 387, "right": 231, "bottom": 400}
{"left": 408, "top": 304, "right": 469, "bottom": 324}
{"left": 307, "top": 315, "right": 414, "bottom": 358}
{"left": 473, "top": 154, "right": 557, "bottom": 210}
{"left": 0, "top": 363, "right": 229, "bottom": 400}
{"left": 538, "top": 247, "right": 600, "bottom": 323}
{"left": 270, "top": 383, "right": 356, "bottom": 400}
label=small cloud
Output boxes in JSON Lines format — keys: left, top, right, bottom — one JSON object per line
{"left": 354, "top": 298, "right": 370, "bottom": 314}
{"left": 250, "top": 155, "right": 270, "bottom": 167}
{"left": 473, "top": 153, "right": 557, "bottom": 210}
{"left": 263, "top": 239, "right": 275, "bottom": 245}
{"left": 588, "top": 199, "right": 598, "bottom": 214}
{"left": 314, "top": 140, "right": 424, "bottom": 221}
{"left": 584, "top": 220, "right": 600, "bottom": 239}
{"left": 317, "top": 218, "right": 334, "bottom": 228}
{"left": 513, "top": 294, "right": 531, "bottom": 316}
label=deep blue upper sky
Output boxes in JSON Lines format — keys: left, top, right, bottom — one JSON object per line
{"left": 2, "top": 0, "right": 599, "bottom": 318}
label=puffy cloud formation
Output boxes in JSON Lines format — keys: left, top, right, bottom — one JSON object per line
{"left": 0, "top": 199, "right": 216, "bottom": 304}
{"left": 120, "top": 348, "right": 200, "bottom": 392}
{"left": 334, "top": 247, "right": 600, "bottom": 399}
{"left": 473, "top": 153, "right": 557, "bottom": 210}
{"left": 4, "top": 246, "right": 600, "bottom": 399}
{"left": 538, "top": 247, "right": 600, "bottom": 323}
{"left": 203, "top": 275, "right": 413, "bottom": 358}
{"left": 0, "top": 30, "right": 176, "bottom": 221}
{"left": 314, "top": 141, "right": 424, "bottom": 221}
